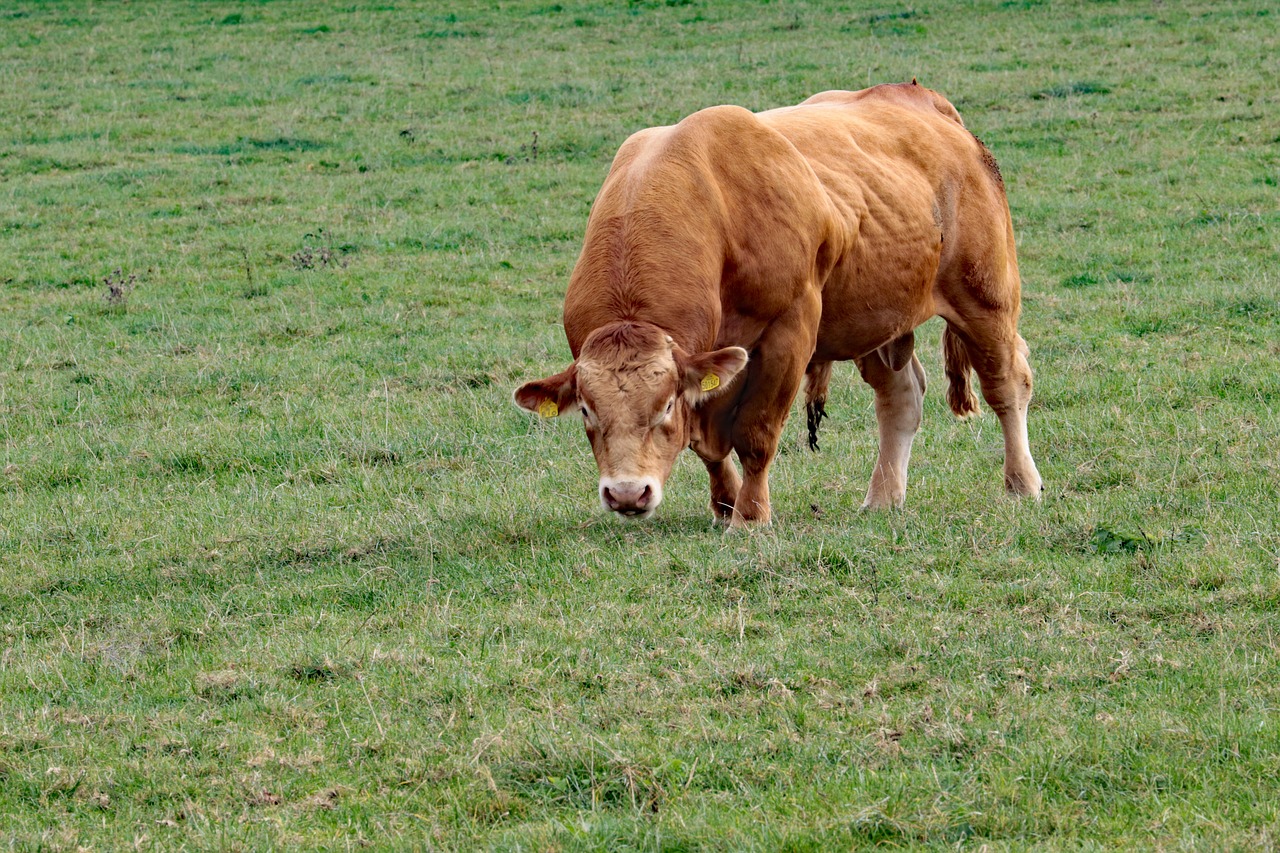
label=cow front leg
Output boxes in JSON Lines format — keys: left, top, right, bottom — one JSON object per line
{"left": 691, "top": 400, "right": 741, "bottom": 525}
{"left": 731, "top": 437, "right": 779, "bottom": 527}
{"left": 704, "top": 458, "right": 741, "bottom": 525}
{"left": 857, "top": 341, "right": 926, "bottom": 509}
{"left": 728, "top": 295, "right": 820, "bottom": 528}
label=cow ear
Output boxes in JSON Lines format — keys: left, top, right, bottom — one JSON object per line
{"left": 513, "top": 365, "right": 579, "bottom": 418}
{"left": 679, "top": 346, "right": 748, "bottom": 403}
{"left": 512, "top": 366, "right": 578, "bottom": 417}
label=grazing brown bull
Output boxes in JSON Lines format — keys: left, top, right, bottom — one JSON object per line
{"left": 515, "top": 81, "right": 1043, "bottom": 526}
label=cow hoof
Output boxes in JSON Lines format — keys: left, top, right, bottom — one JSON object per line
{"left": 1004, "top": 472, "right": 1043, "bottom": 499}
{"left": 861, "top": 495, "right": 906, "bottom": 511}
{"left": 710, "top": 504, "right": 736, "bottom": 527}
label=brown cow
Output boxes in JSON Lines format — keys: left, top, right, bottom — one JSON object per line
{"left": 515, "top": 81, "right": 1043, "bottom": 526}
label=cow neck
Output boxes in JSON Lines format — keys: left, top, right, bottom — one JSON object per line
{"left": 564, "top": 213, "right": 722, "bottom": 355}
{"left": 567, "top": 303, "right": 717, "bottom": 360}
{"left": 619, "top": 316, "right": 713, "bottom": 359}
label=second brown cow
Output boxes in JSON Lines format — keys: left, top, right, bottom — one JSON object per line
{"left": 515, "top": 81, "right": 1043, "bottom": 527}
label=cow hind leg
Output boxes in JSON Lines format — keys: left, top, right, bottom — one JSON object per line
{"left": 953, "top": 324, "right": 1043, "bottom": 497}
{"left": 857, "top": 335, "right": 926, "bottom": 509}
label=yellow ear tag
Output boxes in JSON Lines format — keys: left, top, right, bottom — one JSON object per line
{"left": 537, "top": 399, "right": 559, "bottom": 418}
{"left": 700, "top": 373, "right": 721, "bottom": 392}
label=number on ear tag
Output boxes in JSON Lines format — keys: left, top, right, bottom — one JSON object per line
{"left": 700, "top": 373, "right": 721, "bottom": 392}
{"left": 537, "top": 400, "right": 559, "bottom": 418}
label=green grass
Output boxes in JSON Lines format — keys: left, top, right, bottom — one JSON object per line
{"left": 2, "top": 0, "right": 1278, "bottom": 848}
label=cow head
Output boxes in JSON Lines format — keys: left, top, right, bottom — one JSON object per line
{"left": 515, "top": 321, "right": 748, "bottom": 520}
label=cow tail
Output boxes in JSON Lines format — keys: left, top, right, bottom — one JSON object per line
{"left": 942, "top": 324, "right": 981, "bottom": 419}
{"left": 804, "top": 361, "right": 833, "bottom": 451}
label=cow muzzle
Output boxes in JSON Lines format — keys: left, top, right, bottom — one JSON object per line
{"left": 599, "top": 476, "right": 662, "bottom": 520}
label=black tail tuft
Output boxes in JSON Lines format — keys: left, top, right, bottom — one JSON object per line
{"left": 806, "top": 398, "right": 827, "bottom": 452}
{"left": 804, "top": 361, "right": 833, "bottom": 452}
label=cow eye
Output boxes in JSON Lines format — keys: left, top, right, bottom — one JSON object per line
{"left": 653, "top": 397, "right": 675, "bottom": 427}
{"left": 581, "top": 405, "right": 595, "bottom": 426}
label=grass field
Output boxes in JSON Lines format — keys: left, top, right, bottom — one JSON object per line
{"left": 2, "top": 0, "right": 1278, "bottom": 848}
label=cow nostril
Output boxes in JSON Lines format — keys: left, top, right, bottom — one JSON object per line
{"left": 602, "top": 481, "right": 658, "bottom": 515}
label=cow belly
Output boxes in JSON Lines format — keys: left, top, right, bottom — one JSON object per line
{"left": 812, "top": 264, "right": 937, "bottom": 363}
{"left": 813, "top": 311, "right": 918, "bottom": 363}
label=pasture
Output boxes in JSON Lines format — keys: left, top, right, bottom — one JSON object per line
{"left": 2, "top": 0, "right": 1277, "bottom": 848}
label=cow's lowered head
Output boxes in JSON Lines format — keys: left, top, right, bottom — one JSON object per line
{"left": 515, "top": 321, "right": 748, "bottom": 520}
